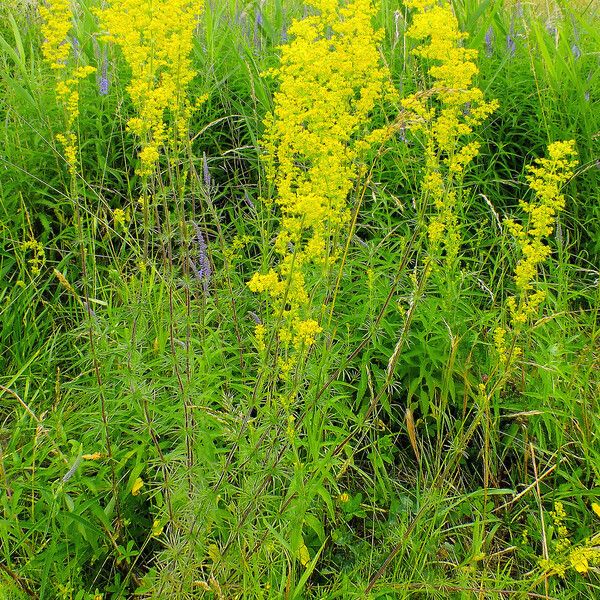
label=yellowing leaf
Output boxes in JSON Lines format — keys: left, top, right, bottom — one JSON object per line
{"left": 571, "top": 556, "right": 588, "bottom": 574}
{"left": 207, "top": 544, "right": 221, "bottom": 562}
{"left": 570, "top": 549, "right": 589, "bottom": 574}
{"left": 151, "top": 519, "right": 164, "bottom": 537}
{"left": 82, "top": 452, "right": 103, "bottom": 460}
{"left": 592, "top": 502, "right": 600, "bottom": 518}
{"left": 298, "top": 543, "right": 310, "bottom": 567}
{"left": 131, "top": 477, "right": 144, "bottom": 496}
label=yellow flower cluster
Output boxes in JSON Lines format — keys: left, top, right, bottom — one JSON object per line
{"left": 539, "top": 502, "right": 600, "bottom": 577}
{"left": 113, "top": 207, "right": 130, "bottom": 231}
{"left": 39, "top": 0, "right": 71, "bottom": 70}
{"left": 21, "top": 239, "right": 46, "bottom": 277}
{"left": 551, "top": 502, "right": 571, "bottom": 553}
{"left": 249, "top": 0, "right": 392, "bottom": 352}
{"left": 97, "top": 0, "right": 201, "bottom": 176}
{"left": 402, "top": 0, "right": 498, "bottom": 260}
{"left": 569, "top": 542, "right": 600, "bottom": 574}
{"left": 39, "top": 0, "right": 95, "bottom": 177}
{"left": 494, "top": 141, "right": 577, "bottom": 366}
{"left": 492, "top": 325, "right": 521, "bottom": 365}
{"left": 505, "top": 140, "right": 577, "bottom": 324}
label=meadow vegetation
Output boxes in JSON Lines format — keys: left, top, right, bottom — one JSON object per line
{"left": 0, "top": 0, "right": 599, "bottom": 598}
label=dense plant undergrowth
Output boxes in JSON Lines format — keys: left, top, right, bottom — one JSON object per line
{"left": 0, "top": 0, "right": 599, "bottom": 598}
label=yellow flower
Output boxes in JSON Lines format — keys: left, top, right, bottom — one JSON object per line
{"left": 39, "top": 0, "right": 72, "bottom": 70}
{"left": 254, "top": 324, "right": 267, "bottom": 352}
{"left": 21, "top": 239, "right": 46, "bottom": 277}
{"left": 493, "top": 327, "right": 508, "bottom": 364}
{"left": 97, "top": 0, "right": 202, "bottom": 176}
{"left": 569, "top": 547, "right": 590, "bottom": 574}
{"left": 293, "top": 318, "right": 323, "bottom": 348}
{"left": 82, "top": 453, "right": 103, "bottom": 460}
{"left": 298, "top": 541, "right": 311, "bottom": 567}
{"left": 506, "top": 141, "right": 577, "bottom": 325}
{"left": 402, "top": 0, "right": 497, "bottom": 262}
{"left": 592, "top": 502, "right": 600, "bottom": 518}
{"left": 39, "top": 1, "right": 95, "bottom": 177}
{"left": 249, "top": 0, "right": 392, "bottom": 352}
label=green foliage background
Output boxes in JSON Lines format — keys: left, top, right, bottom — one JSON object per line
{"left": 0, "top": 0, "right": 598, "bottom": 598}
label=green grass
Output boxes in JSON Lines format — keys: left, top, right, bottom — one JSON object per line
{"left": 1, "top": 0, "right": 599, "bottom": 598}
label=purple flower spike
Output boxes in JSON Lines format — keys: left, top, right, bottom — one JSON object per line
{"left": 485, "top": 26, "right": 494, "bottom": 57}
{"left": 506, "top": 35, "right": 516, "bottom": 57}
{"left": 71, "top": 36, "right": 81, "bottom": 60}
{"left": 571, "top": 44, "right": 581, "bottom": 59}
{"left": 203, "top": 152, "right": 211, "bottom": 189}
{"left": 192, "top": 222, "right": 211, "bottom": 295}
{"left": 99, "top": 48, "right": 109, "bottom": 96}
{"left": 243, "top": 191, "right": 255, "bottom": 211}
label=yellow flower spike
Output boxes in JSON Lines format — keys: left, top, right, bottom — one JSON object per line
{"left": 97, "top": 0, "right": 202, "bottom": 176}
{"left": 113, "top": 208, "right": 129, "bottom": 231}
{"left": 254, "top": 324, "right": 266, "bottom": 353}
{"left": 507, "top": 141, "right": 577, "bottom": 326}
{"left": 249, "top": 0, "right": 392, "bottom": 352}
{"left": 402, "top": 0, "right": 497, "bottom": 263}
{"left": 39, "top": 1, "right": 94, "bottom": 178}
{"left": 39, "top": 0, "right": 72, "bottom": 70}
{"left": 22, "top": 239, "right": 46, "bottom": 277}
{"left": 131, "top": 477, "right": 144, "bottom": 496}
{"left": 569, "top": 547, "right": 590, "bottom": 574}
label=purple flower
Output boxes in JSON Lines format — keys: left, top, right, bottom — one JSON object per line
{"left": 191, "top": 222, "right": 211, "bottom": 295}
{"left": 506, "top": 35, "right": 516, "bottom": 57}
{"left": 485, "top": 26, "right": 494, "bottom": 57}
{"left": 571, "top": 44, "right": 581, "bottom": 59}
{"left": 248, "top": 311, "right": 262, "bottom": 324}
{"left": 203, "top": 152, "right": 211, "bottom": 188}
{"left": 254, "top": 7, "right": 263, "bottom": 48}
{"left": 243, "top": 191, "right": 255, "bottom": 212}
{"left": 99, "top": 48, "right": 109, "bottom": 96}
{"left": 70, "top": 36, "right": 81, "bottom": 60}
